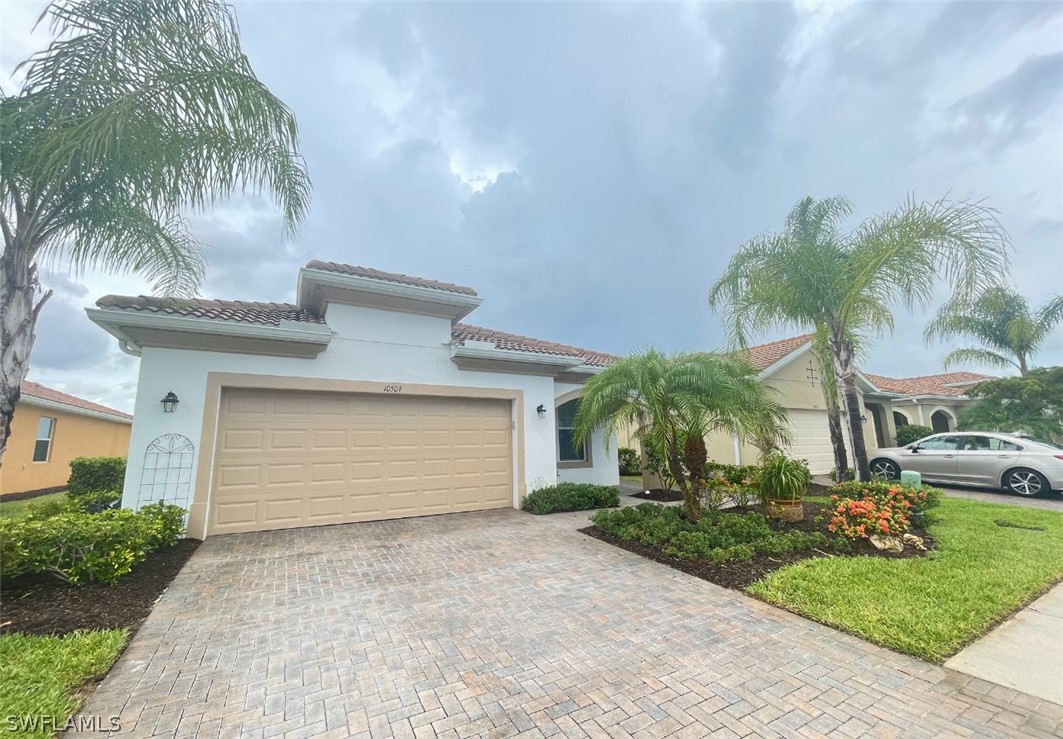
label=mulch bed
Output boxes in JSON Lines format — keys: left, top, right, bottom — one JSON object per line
{"left": 0, "top": 539, "right": 200, "bottom": 637}
{"left": 628, "top": 488, "right": 684, "bottom": 502}
{"left": 580, "top": 502, "right": 935, "bottom": 590}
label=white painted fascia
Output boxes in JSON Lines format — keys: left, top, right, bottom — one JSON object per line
{"left": 20, "top": 395, "right": 132, "bottom": 425}
{"left": 298, "top": 268, "right": 483, "bottom": 319}
{"left": 450, "top": 343, "right": 584, "bottom": 369}
{"left": 755, "top": 340, "right": 813, "bottom": 379}
{"left": 85, "top": 307, "right": 333, "bottom": 350}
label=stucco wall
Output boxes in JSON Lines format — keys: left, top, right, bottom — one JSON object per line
{"left": 121, "top": 303, "right": 613, "bottom": 513}
{"left": 1, "top": 402, "right": 131, "bottom": 495}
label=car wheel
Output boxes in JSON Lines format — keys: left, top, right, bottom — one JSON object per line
{"left": 1004, "top": 468, "right": 1049, "bottom": 497}
{"left": 870, "top": 459, "right": 900, "bottom": 480}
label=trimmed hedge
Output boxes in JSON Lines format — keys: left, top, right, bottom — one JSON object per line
{"left": 67, "top": 457, "right": 126, "bottom": 506}
{"left": 0, "top": 502, "right": 185, "bottom": 585}
{"left": 618, "top": 447, "right": 640, "bottom": 476}
{"left": 591, "top": 503, "right": 848, "bottom": 562}
{"left": 895, "top": 424, "right": 934, "bottom": 447}
{"left": 705, "top": 461, "right": 760, "bottom": 485}
{"left": 523, "top": 483, "right": 619, "bottom": 515}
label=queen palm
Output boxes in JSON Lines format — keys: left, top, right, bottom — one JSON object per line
{"left": 0, "top": 0, "right": 311, "bottom": 463}
{"left": 570, "top": 349, "right": 788, "bottom": 518}
{"left": 924, "top": 287, "right": 1063, "bottom": 375}
{"left": 709, "top": 195, "right": 1010, "bottom": 481}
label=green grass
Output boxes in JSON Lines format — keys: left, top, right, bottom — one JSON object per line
{"left": 0, "top": 493, "right": 66, "bottom": 520}
{"left": 748, "top": 496, "right": 1063, "bottom": 662}
{"left": 620, "top": 475, "right": 643, "bottom": 484}
{"left": 0, "top": 631, "right": 128, "bottom": 737}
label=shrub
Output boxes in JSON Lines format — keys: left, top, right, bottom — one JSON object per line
{"left": 590, "top": 503, "right": 844, "bottom": 563}
{"left": 828, "top": 467, "right": 855, "bottom": 482}
{"left": 0, "top": 503, "right": 186, "bottom": 585}
{"left": 23, "top": 495, "right": 82, "bottom": 519}
{"left": 67, "top": 457, "right": 126, "bottom": 505}
{"left": 522, "top": 483, "right": 619, "bottom": 515}
{"left": 828, "top": 495, "right": 909, "bottom": 540}
{"left": 831, "top": 481, "right": 942, "bottom": 512}
{"left": 705, "top": 462, "right": 760, "bottom": 485}
{"left": 895, "top": 424, "right": 934, "bottom": 447}
{"left": 617, "top": 447, "right": 641, "bottom": 476}
{"left": 758, "top": 454, "right": 812, "bottom": 502}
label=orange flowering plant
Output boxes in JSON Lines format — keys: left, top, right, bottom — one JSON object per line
{"left": 827, "top": 494, "right": 910, "bottom": 540}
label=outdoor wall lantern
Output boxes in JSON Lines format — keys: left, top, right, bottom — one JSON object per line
{"left": 860, "top": 414, "right": 868, "bottom": 423}
{"left": 536, "top": 404, "right": 547, "bottom": 419}
{"left": 161, "top": 391, "right": 180, "bottom": 413}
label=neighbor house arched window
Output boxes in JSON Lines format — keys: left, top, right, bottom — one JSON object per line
{"left": 556, "top": 398, "right": 590, "bottom": 468}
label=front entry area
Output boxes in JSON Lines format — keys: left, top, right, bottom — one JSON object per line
{"left": 207, "top": 388, "right": 513, "bottom": 535}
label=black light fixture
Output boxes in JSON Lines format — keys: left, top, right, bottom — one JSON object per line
{"left": 161, "top": 391, "right": 180, "bottom": 413}
{"left": 860, "top": 414, "right": 868, "bottom": 424}
{"left": 536, "top": 404, "right": 546, "bottom": 419}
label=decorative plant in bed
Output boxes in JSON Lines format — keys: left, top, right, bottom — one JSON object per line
{"left": 0, "top": 483, "right": 200, "bottom": 738}
{"left": 580, "top": 477, "right": 940, "bottom": 591}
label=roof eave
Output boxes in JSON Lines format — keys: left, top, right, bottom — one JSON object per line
{"left": 19, "top": 394, "right": 132, "bottom": 424}
{"left": 298, "top": 268, "right": 483, "bottom": 322}
{"left": 86, "top": 307, "right": 333, "bottom": 357}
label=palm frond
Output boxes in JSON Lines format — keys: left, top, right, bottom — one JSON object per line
{"left": 941, "top": 347, "right": 1018, "bottom": 373}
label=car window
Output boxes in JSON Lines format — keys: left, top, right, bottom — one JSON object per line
{"left": 962, "top": 436, "right": 1022, "bottom": 452}
{"left": 918, "top": 435, "right": 961, "bottom": 451}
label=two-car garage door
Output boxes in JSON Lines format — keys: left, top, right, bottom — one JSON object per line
{"left": 207, "top": 388, "right": 513, "bottom": 536}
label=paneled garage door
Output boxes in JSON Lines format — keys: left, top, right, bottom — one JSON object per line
{"left": 783, "top": 409, "right": 839, "bottom": 475}
{"left": 208, "top": 388, "right": 513, "bottom": 535}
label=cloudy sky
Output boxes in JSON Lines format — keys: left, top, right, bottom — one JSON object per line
{"left": 3, "top": 0, "right": 1062, "bottom": 413}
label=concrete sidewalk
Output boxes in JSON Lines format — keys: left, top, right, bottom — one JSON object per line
{"left": 945, "top": 583, "right": 1063, "bottom": 706}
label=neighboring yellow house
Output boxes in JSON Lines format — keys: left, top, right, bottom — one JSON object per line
{"left": 0, "top": 381, "right": 133, "bottom": 496}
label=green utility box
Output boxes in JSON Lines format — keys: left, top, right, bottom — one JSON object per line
{"left": 900, "top": 470, "right": 921, "bottom": 487}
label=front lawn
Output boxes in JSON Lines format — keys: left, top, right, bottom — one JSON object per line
{"left": 748, "top": 496, "right": 1063, "bottom": 662}
{"left": 0, "top": 631, "right": 127, "bottom": 737}
{"left": 0, "top": 493, "right": 66, "bottom": 520}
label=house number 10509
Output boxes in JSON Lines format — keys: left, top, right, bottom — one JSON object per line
{"left": 383, "top": 384, "right": 403, "bottom": 393}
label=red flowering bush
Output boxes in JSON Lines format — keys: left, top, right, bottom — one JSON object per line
{"left": 828, "top": 494, "right": 910, "bottom": 540}
{"left": 831, "top": 481, "right": 941, "bottom": 511}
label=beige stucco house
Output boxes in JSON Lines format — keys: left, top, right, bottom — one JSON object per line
{"left": 630, "top": 335, "right": 990, "bottom": 480}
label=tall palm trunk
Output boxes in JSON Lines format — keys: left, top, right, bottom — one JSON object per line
{"left": 813, "top": 330, "right": 849, "bottom": 482}
{"left": 0, "top": 238, "right": 51, "bottom": 467}
{"left": 827, "top": 329, "right": 870, "bottom": 481}
{"left": 825, "top": 397, "right": 849, "bottom": 482}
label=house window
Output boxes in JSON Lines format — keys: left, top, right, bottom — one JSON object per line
{"left": 556, "top": 399, "right": 587, "bottom": 463}
{"left": 33, "top": 416, "right": 56, "bottom": 463}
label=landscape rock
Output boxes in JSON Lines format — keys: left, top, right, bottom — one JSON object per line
{"left": 869, "top": 534, "right": 904, "bottom": 553}
{"left": 903, "top": 533, "right": 927, "bottom": 551}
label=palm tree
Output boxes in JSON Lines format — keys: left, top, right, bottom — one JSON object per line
{"left": 924, "top": 287, "right": 1063, "bottom": 375}
{"left": 709, "top": 195, "right": 1010, "bottom": 481}
{"left": 0, "top": 0, "right": 311, "bottom": 464}
{"left": 810, "top": 324, "right": 851, "bottom": 481}
{"left": 570, "top": 349, "right": 789, "bottom": 518}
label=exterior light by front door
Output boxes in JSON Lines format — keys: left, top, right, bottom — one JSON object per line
{"left": 161, "top": 391, "right": 180, "bottom": 413}
{"left": 536, "top": 404, "right": 546, "bottom": 419}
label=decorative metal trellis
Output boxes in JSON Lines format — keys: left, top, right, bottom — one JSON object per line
{"left": 137, "top": 433, "right": 195, "bottom": 509}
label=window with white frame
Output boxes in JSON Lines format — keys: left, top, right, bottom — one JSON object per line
{"left": 33, "top": 416, "right": 56, "bottom": 463}
{"left": 556, "top": 399, "right": 587, "bottom": 463}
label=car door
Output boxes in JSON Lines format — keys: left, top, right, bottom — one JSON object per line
{"left": 903, "top": 434, "right": 962, "bottom": 482}
{"left": 954, "top": 435, "right": 1022, "bottom": 487}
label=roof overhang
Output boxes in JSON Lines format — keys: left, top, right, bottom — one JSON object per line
{"left": 755, "top": 340, "right": 814, "bottom": 379}
{"left": 298, "top": 268, "right": 482, "bottom": 323}
{"left": 19, "top": 395, "right": 132, "bottom": 425}
{"left": 86, "top": 307, "right": 332, "bottom": 359}
{"left": 450, "top": 343, "right": 584, "bottom": 377}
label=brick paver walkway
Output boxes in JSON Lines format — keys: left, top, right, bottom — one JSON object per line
{"left": 73, "top": 509, "right": 1062, "bottom": 738}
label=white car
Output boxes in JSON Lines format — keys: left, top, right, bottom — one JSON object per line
{"left": 869, "top": 431, "right": 1063, "bottom": 496}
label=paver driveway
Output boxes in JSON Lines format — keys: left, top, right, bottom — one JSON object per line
{"left": 74, "top": 509, "right": 1062, "bottom": 738}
